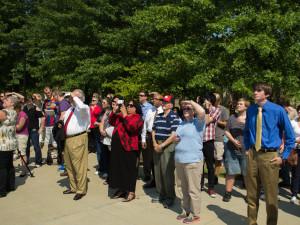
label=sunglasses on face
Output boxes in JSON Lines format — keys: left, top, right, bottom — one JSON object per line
{"left": 92, "top": 99, "right": 97, "bottom": 102}
{"left": 153, "top": 98, "right": 163, "bottom": 101}
{"left": 139, "top": 94, "right": 146, "bottom": 97}
{"left": 127, "top": 104, "right": 135, "bottom": 108}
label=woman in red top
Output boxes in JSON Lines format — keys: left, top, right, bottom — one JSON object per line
{"left": 89, "top": 97, "right": 102, "bottom": 172}
{"left": 109, "top": 100, "right": 143, "bottom": 202}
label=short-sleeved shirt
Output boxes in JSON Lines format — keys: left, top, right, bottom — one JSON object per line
{"left": 203, "top": 106, "right": 221, "bottom": 142}
{"left": 58, "top": 99, "right": 71, "bottom": 118}
{"left": 43, "top": 97, "right": 59, "bottom": 127}
{"left": 226, "top": 115, "right": 246, "bottom": 152}
{"left": 175, "top": 118, "right": 205, "bottom": 163}
{"left": 153, "top": 110, "right": 180, "bottom": 141}
{"left": 23, "top": 104, "right": 44, "bottom": 131}
{"left": 215, "top": 105, "right": 229, "bottom": 142}
{"left": 0, "top": 109, "right": 17, "bottom": 151}
{"left": 16, "top": 111, "right": 29, "bottom": 136}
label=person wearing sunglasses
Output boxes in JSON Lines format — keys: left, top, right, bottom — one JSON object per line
{"left": 89, "top": 96, "right": 102, "bottom": 174}
{"left": 174, "top": 100, "right": 205, "bottom": 224}
{"left": 141, "top": 93, "right": 164, "bottom": 189}
{"left": 109, "top": 100, "right": 144, "bottom": 202}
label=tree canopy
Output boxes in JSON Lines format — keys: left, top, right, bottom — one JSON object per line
{"left": 0, "top": 0, "right": 299, "bottom": 101}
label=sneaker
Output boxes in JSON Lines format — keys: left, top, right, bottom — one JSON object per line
{"left": 208, "top": 189, "right": 217, "bottom": 198}
{"left": 290, "top": 196, "right": 297, "bottom": 204}
{"left": 222, "top": 191, "right": 232, "bottom": 202}
{"left": 183, "top": 215, "right": 200, "bottom": 224}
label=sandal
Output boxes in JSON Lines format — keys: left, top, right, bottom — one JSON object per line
{"left": 122, "top": 192, "right": 135, "bottom": 202}
{"left": 176, "top": 213, "right": 189, "bottom": 221}
{"left": 111, "top": 190, "right": 126, "bottom": 199}
{"left": 183, "top": 215, "right": 200, "bottom": 224}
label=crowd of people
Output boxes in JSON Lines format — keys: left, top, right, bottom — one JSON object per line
{"left": 0, "top": 83, "right": 299, "bottom": 225}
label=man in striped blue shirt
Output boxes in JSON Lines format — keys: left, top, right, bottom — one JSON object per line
{"left": 152, "top": 95, "right": 180, "bottom": 208}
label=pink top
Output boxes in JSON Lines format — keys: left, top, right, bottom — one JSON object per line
{"left": 16, "top": 111, "right": 29, "bottom": 136}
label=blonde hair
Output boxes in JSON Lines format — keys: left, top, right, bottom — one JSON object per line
{"left": 237, "top": 98, "right": 250, "bottom": 108}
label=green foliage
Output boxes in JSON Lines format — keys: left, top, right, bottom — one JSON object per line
{"left": 0, "top": 0, "right": 299, "bottom": 103}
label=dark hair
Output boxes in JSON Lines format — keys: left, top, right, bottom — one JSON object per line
{"left": 129, "top": 100, "right": 142, "bottom": 115}
{"left": 139, "top": 90, "right": 148, "bottom": 97}
{"left": 297, "top": 105, "right": 300, "bottom": 112}
{"left": 204, "top": 92, "right": 217, "bottom": 105}
{"left": 253, "top": 82, "right": 272, "bottom": 97}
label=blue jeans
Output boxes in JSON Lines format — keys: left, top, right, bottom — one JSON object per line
{"left": 26, "top": 129, "right": 43, "bottom": 165}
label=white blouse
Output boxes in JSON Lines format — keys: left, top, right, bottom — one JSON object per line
{"left": 291, "top": 120, "right": 300, "bottom": 148}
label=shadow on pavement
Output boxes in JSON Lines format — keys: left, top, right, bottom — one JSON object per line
{"left": 57, "top": 177, "right": 69, "bottom": 189}
{"left": 207, "top": 204, "right": 248, "bottom": 225}
{"left": 278, "top": 200, "right": 300, "bottom": 217}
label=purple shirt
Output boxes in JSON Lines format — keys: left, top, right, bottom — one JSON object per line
{"left": 58, "top": 99, "right": 71, "bottom": 118}
{"left": 16, "top": 111, "right": 29, "bottom": 135}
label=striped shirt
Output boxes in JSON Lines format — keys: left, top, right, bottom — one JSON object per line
{"left": 153, "top": 110, "right": 180, "bottom": 141}
{"left": 203, "top": 106, "right": 221, "bottom": 142}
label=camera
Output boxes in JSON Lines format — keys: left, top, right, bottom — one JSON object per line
{"left": 117, "top": 99, "right": 124, "bottom": 106}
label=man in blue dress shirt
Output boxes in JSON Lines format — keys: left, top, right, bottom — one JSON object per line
{"left": 244, "top": 83, "right": 295, "bottom": 225}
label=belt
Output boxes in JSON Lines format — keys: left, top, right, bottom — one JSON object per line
{"left": 252, "top": 146, "right": 278, "bottom": 153}
{"left": 66, "top": 131, "right": 86, "bottom": 139}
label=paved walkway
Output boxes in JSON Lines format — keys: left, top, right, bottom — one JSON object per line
{"left": 1, "top": 150, "right": 299, "bottom": 225}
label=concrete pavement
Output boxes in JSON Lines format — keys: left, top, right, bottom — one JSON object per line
{"left": 0, "top": 150, "right": 299, "bottom": 225}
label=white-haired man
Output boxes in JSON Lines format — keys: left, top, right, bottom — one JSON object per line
{"left": 62, "top": 89, "right": 90, "bottom": 201}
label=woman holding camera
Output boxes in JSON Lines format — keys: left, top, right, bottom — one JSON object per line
{"left": 0, "top": 95, "right": 18, "bottom": 197}
{"left": 174, "top": 100, "right": 206, "bottom": 223}
{"left": 109, "top": 100, "right": 143, "bottom": 202}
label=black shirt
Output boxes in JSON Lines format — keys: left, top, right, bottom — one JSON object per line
{"left": 23, "top": 104, "right": 44, "bottom": 131}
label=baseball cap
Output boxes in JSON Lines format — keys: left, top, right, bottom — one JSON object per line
{"left": 162, "top": 95, "right": 174, "bottom": 103}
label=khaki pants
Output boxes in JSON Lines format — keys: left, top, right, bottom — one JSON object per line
{"left": 64, "top": 133, "right": 88, "bottom": 194}
{"left": 176, "top": 161, "right": 203, "bottom": 217}
{"left": 153, "top": 142, "right": 176, "bottom": 201}
{"left": 247, "top": 150, "right": 279, "bottom": 225}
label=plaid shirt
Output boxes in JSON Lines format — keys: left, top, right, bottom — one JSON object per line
{"left": 109, "top": 112, "right": 144, "bottom": 152}
{"left": 203, "top": 106, "right": 221, "bottom": 142}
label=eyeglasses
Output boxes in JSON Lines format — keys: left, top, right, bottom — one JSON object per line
{"left": 0, "top": 95, "right": 4, "bottom": 98}
{"left": 153, "top": 98, "right": 163, "bottom": 101}
{"left": 92, "top": 99, "right": 97, "bottom": 102}
{"left": 139, "top": 94, "right": 146, "bottom": 97}
{"left": 127, "top": 104, "right": 135, "bottom": 108}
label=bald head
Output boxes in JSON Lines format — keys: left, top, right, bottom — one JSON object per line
{"left": 72, "top": 89, "right": 85, "bottom": 102}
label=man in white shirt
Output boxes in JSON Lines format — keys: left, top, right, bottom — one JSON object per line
{"left": 62, "top": 89, "right": 90, "bottom": 201}
{"left": 141, "top": 93, "right": 164, "bottom": 188}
